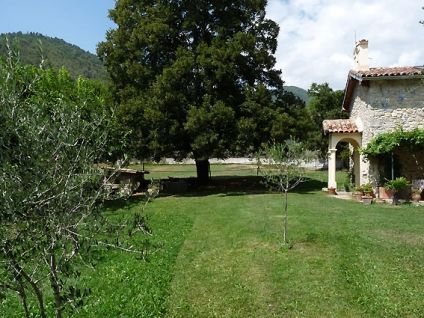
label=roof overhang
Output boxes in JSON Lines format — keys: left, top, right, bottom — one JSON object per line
{"left": 323, "top": 119, "right": 361, "bottom": 134}
{"left": 342, "top": 76, "right": 358, "bottom": 112}
{"left": 341, "top": 67, "right": 424, "bottom": 112}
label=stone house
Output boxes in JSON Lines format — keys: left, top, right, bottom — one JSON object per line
{"left": 323, "top": 40, "right": 424, "bottom": 190}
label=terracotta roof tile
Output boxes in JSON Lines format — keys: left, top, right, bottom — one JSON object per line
{"left": 323, "top": 119, "right": 359, "bottom": 134}
{"left": 343, "top": 66, "right": 424, "bottom": 112}
{"left": 351, "top": 66, "right": 423, "bottom": 78}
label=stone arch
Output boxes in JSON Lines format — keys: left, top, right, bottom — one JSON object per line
{"left": 329, "top": 133, "right": 361, "bottom": 150}
{"left": 327, "top": 132, "right": 363, "bottom": 190}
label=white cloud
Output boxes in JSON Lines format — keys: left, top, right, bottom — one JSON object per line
{"left": 267, "top": 0, "right": 424, "bottom": 90}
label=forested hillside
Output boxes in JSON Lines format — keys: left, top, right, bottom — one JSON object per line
{"left": 0, "top": 32, "right": 108, "bottom": 81}
{"left": 284, "top": 86, "right": 310, "bottom": 104}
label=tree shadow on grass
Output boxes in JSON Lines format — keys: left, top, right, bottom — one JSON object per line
{"left": 295, "top": 178, "right": 327, "bottom": 194}
{"left": 159, "top": 175, "right": 327, "bottom": 198}
{"left": 103, "top": 175, "right": 327, "bottom": 211}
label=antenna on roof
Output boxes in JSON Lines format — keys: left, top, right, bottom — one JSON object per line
{"left": 354, "top": 31, "right": 357, "bottom": 44}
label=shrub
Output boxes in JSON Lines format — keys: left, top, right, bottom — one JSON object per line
{"left": 384, "top": 177, "right": 410, "bottom": 191}
{"left": 354, "top": 185, "right": 364, "bottom": 193}
{"left": 362, "top": 183, "right": 373, "bottom": 193}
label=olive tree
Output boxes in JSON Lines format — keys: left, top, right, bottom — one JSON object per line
{"left": 259, "top": 139, "right": 316, "bottom": 244}
{"left": 0, "top": 52, "right": 147, "bottom": 317}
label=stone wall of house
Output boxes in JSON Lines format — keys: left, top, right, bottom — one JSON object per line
{"left": 349, "top": 78, "right": 424, "bottom": 185}
{"left": 350, "top": 78, "right": 424, "bottom": 146}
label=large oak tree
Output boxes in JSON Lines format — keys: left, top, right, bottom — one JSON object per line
{"left": 98, "top": 0, "right": 286, "bottom": 181}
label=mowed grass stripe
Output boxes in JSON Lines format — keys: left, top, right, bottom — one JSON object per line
{"left": 164, "top": 194, "right": 280, "bottom": 317}
{"left": 163, "top": 191, "right": 424, "bottom": 317}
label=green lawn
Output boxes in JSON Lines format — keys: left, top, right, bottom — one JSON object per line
{"left": 160, "top": 189, "right": 424, "bottom": 317}
{"left": 2, "top": 167, "right": 423, "bottom": 317}
{"left": 131, "top": 163, "right": 260, "bottom": 179}
{"left": 134, "top": 163, "right": 346, "bottom": 188}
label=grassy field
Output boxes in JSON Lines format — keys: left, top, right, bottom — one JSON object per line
{"left": 131, "top": 163, "right": 260, "bottom": 179}
{"left": 161, "top": 193, "right": 424, "bottom": 317}
{"left": 1, "top": 166, "right": 423, "bottom": 317}
{"left": 134, "top": 164, "right": 345, "bottom": 188}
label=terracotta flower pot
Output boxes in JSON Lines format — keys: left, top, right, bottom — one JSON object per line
{"left": 364, "top": 191, "right": 375, "bottom": 198}
{"left": 361, "top": 196, "right": 373, "bottom": 205}
{"left": 411, "top": 192, "right": 422, "bottom": 202}
{"left": 378, "top": 187, "right": 393, "bottom": 200}
{"left": 353, "top": 191, "right": 363, "bottom": 201}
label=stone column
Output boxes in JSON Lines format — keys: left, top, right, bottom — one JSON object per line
{"left": 328, "top": 148, "right": 337, "bottom": 189}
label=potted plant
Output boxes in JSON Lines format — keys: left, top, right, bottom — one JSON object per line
{"left": 384, "top": 177, "right": 411, "bottom": 205}
{"left": 353, "top": 185, "right": 364, "bottom": 201}
{"left": 361, "top": 183, "right": 374, "bottom": 197}
{"left": 378, "top": 185, "right": 393, "bottom": 200}
{"left": 411, "top": 188, "right": 422, "bottom": 202}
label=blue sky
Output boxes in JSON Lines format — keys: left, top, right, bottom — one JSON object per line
{"left": 1, "top": 0, "right": 423, "bottom": 89}
{"left": 0, "top": 0, "right": 115, "bottom": 53}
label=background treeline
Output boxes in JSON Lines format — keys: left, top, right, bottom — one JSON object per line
{"left": 0, "top": 32, "right": 345, "bottom": 161}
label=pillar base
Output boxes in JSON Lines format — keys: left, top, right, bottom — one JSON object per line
{"left": 328, "top": 188, "right": 337, "bottom": 195}
{"left": 328, "top": 148, "right": 337, "bottom": 190}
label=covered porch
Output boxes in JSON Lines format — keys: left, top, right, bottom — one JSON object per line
{"left": 323, "top": 119, "right": 368, "bottom": 190}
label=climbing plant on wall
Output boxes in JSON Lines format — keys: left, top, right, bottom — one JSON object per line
{"left": 362, "top": 128, "right": 424, "bottom": 157}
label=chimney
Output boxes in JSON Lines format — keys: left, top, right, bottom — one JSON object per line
{"left": 353, "top": 39, "right": 369, "bottom": 71}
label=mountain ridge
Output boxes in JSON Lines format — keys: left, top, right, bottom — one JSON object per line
{"left": 284, "top": 85, "right": 310, "bottom": 104}
{"left": 0, "top": 32, "right": 311, "bottom": 105}
{"left": 0, "top": 32, "right": 108, "bottom": 81}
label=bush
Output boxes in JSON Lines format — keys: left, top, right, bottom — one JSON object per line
{"left": 343, "top": 174, "right": 353, "bottom": 192}
{"left": 384, "top": 177, "right": 410, "bottom": 191}
{"left": 362, "top": 183, "right": 373, "bottom": 193}
{"left": 354, "top": 185, "right": 364, "bottom": 193}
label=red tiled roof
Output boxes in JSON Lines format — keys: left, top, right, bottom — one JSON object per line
{"left": 342, "top": 66, "right": 423, "bottom": 112}
{"left": 350, "top": 66, "right": 423, "bottom": 78}
{"left": 323, "top": 119, "right": 359, "bottom": 134}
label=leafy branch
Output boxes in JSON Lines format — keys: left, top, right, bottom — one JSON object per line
{"left": 362, "top": 128, "right": 424, "bottom": 157}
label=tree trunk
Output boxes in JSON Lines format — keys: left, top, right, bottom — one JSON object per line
{"left": 195, "top": 159, "right": 210, "bottom": 184}
{"left": 23, "top": 273, "right": 46, "bottom": 318}
{"left": 16, "top": 278, "right": 30, "bottom": 318}
{"left": 48, "top": 252, "right": 62, "bottom": 318}
{"left": 284, "top": 190, "right": 288, "bottom": 244}
{"left": 0, "top": 279, "right": 29, "bottom": 318}
{"left": 8, "top": 252, "right": 46, "bottom": 318}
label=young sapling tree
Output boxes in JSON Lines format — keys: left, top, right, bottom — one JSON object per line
{"left": 259, "top": 139, "right": 316, "bottom": 245}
